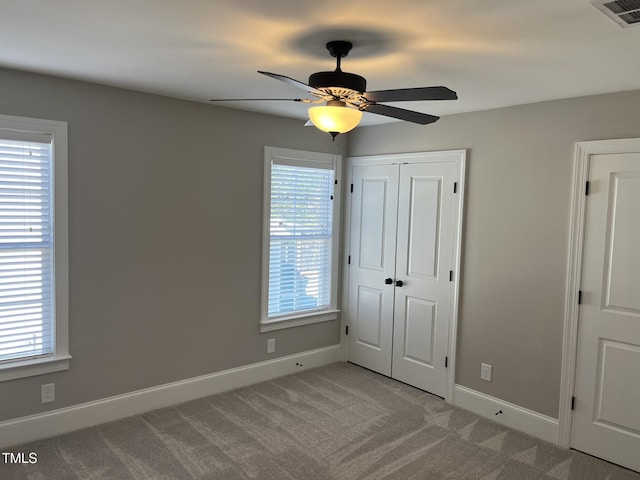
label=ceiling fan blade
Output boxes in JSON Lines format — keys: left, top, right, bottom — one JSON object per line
{"left": 362, "top": 104, "right": 440, "bottom": 125}
{"left": 364, "top": 86, "right": 457, "bottom": 103}
{"left": 209, "top": 98, "right": 309, "bottom": 102}
{"left": 258, "top": 71, "right": 328, "bottom": 97}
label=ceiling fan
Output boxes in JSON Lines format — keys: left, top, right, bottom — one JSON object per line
{"left": 210, "top": 41, "right": 458, "bottom": 139}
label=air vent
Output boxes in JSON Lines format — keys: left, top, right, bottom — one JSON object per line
{"left": 591, "top": 0, "right": 640, "bottom": 27}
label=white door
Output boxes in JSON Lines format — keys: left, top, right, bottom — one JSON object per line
{"left": 346, "top": 164, "right": 399, "bottom": 376}
{"left": 572, "top": 152, "right": 640, "bottom": 472}
{"left": 391, "top": 162, "right": 458, "bottom": 396}
{"left": 346, "top": 156, "right": 461, "bottom": 397}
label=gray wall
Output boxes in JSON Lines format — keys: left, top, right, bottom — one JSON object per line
{"left": 0, "top": 68, "right": 343, "bottom": 422}
{"left": 349, "top": 89, "right": 640, "bottom": 418}
{"left": 3, "top": 65, "right": 640, "bottom": 423}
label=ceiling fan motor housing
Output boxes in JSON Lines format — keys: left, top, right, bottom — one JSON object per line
{"left": 308, "top": 71, "right": 367, "bottom": 93}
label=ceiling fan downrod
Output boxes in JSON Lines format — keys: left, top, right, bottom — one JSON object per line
{"left": 326, "top": 40, "right": 352, "bottom": 71}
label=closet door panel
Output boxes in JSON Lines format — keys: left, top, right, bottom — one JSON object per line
{"left": 392, "top": 161, "right": 458, "bottom": 396}
{"left": 346, "top": 164, "right": 399, "bottom": 376}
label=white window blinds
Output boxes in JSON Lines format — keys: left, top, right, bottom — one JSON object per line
{"left": 268, "top": 161, "right": 335, "bottom": 318}
{"left": 0, "top": 133, "right": 54, "bottom": 364}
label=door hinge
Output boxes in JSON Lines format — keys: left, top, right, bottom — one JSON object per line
{"left": 449, "top": 270, "right": 453, "bottom": 282}
{"left": 585, "top": 181, "right": 590, "bottom": 196}
{"left": 348, "top": 255, "right": 351, "bottom": 265}
{"left": 330, "top": 195, "right": 334, "bottom": 200}
{"left": 571, "top": 396, "right": 576, "bottom": 410}
{"left": 345, "top": 325, "right": 349, "bottom": 335}
{"left": 578, "top": 290, "right": 582, "bottom": 305}
{"left": 335, "top": 179, "right": 338, "bottom": 185}
{"left": 350, "top": 183, "right": 354, "bottom": 193}
{"left": 445, "top": 356, "right": 448, "bottom": 368}
{"left": 453, "top": 182, "right": 458, "bottom": 194}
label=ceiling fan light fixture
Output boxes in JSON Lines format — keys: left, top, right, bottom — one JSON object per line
{"left": 308, "top": 100, "right": 362, "bottom": 137}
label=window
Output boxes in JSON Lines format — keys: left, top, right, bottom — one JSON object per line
{"left": 261, "top": 147, "right": 341, "bottom": 332}
{"left": 0, "top": 114, "right": 69, "bottom": 382}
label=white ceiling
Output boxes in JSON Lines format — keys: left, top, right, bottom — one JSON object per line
{"left": 1, "top": 0, "right": 639, "bottom": 125}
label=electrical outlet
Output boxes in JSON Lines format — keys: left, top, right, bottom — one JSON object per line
{"left": 267, "top": 338, "right": 276, "bottom": 354}
{"left": 41, "top": 383, "right": 55, "bottom": 404}
{"left": 481, "top": 363, "right": 492, "bottom": 382}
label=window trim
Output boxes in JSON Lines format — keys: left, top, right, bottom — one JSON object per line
{"left": 0, "top": 114, "right": 70, "bottom": 382}
{"left": 260, "top": 146, "right": 341, "bottom": 332}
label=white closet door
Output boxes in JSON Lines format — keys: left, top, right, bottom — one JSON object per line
{"left": 571, "top": 152, "right": 640, "bottom": 472}
{"left": 391, "top": 162, "right": 457, "bottom": 397}
{"left": 346, "top": 164, "right": 399, "bottom": 375}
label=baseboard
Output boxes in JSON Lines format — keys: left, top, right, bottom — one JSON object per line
{"left": 0, "top": 344, "right": 341, "bottom": 449}
{"left": 453, "top": 385, "right": 559, "bottom": 444}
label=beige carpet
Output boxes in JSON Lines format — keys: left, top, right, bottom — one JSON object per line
{"left": 2, "top": 362, "right": 639, "bottom": 479}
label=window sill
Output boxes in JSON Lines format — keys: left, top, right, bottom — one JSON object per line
{"left": 260, "top": 309, "right": 340, "bottom": 332}
{"left": 0, "top": 354, "right": 71, "bottom": 382}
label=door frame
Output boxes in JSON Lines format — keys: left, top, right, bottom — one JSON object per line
{"left": 340, "top": 150, "right": 466, "bottom": 403}
{"left": 558, "top": 138, "right": 640, "bottom": 448}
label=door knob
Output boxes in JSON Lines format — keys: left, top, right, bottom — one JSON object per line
{"left": 384, "top": 278, "right": 393, "bottom": 285}
{"left": 395, "top": 280, "right": 404, "bottom": 287}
